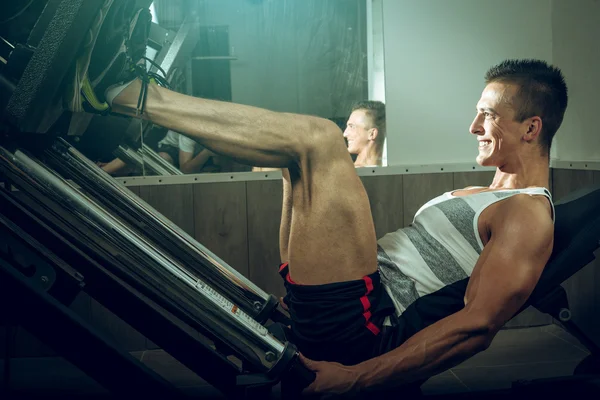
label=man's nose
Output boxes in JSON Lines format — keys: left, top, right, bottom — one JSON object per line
{"left": 469, "top": 115, "right": 484, "bottom": 135}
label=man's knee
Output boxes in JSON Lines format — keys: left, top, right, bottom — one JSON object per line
{"left": 299, "top": 117, "right": 346, "bottom": 159}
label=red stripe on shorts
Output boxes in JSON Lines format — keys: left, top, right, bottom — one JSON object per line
{"left": 366, "top": 321, "right": 380, "bottom": 335}
{"left": 360, "top": 275, "right": 380, "bottom": 335}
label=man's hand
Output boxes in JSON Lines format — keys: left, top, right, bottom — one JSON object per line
{"left": 299, "top": 354, "right": 362, "bottom": 398}
{"left": 279, "top": 296, "right": 289, "bottom": 311}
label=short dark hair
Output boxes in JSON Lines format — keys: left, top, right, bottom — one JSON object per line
{"left": 484, "top": 59, "right": 568, "bottom": 155}
{"left": 351, "top": 100, "right": 386, "bottom": 144}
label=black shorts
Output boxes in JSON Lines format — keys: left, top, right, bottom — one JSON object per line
{"left": 279, "top": 262, "right": 396, "bottom": 366}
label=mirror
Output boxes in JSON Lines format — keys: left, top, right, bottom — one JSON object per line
{"left": 77, "top": 0, "right": 387, "bottom": 177}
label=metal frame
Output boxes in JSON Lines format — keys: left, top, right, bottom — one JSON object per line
{"left": 121, "top": 15, "right": 200, "bottom": 174}
{"left": 138, "top": 143, "right": 184, "bottom": 175}
{"left": 148, "top": 22, "right": 173, "bottom": 50}
{"left": 0, "top": 187, "right": 243, "bottom": 398}
{"left": 0, "top": 1, "right": 312, "bottom": 397}
{"left": 0, "top": 250, "right": 184, "bottom": 399}
{"left": 0, "top": 140, "right": 317, "bottom": 398}
{"left": 150, "top": 14, "right": 200, "bottom": 80}
{"left": 1, "top": 145, "right": 288, "bottom": 366}
{"left": 44, "top": 138, "right": 280, "bottom": 323}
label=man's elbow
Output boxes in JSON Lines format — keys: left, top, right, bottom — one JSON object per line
{"left": 464, "top": 325, "right": 497, "bottom": 356}
{"left": 464, "top": 288, "right": 534, "bottom": 350}
{"left": 472, "top": 325, "right": 497, "bottom": 353}
{"left": 462, "top": 311, "right": 503, "bottom": 352}
{"left": 479, "top": 329, "right": 498, "bottom": 352}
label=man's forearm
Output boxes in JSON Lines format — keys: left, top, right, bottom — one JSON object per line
{"left": 101, "top": 158, "right": 128, "bottom": 175}
{"left": 180, "top": 149, "right": 212, "bottom": 174}
{"left": 356, "top": 310, "right": 494, "bottom": 392}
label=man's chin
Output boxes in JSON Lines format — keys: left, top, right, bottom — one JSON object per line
{"left": 475, "top": 155, "right": 495, "bottom": 167}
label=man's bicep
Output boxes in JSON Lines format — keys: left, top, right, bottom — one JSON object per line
{"left": 465, "top": 198, "right": 554, "bottom": 329}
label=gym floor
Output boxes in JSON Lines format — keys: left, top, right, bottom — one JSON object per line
{"left": 0, "top": 323, "right": 590, "bottom": 398}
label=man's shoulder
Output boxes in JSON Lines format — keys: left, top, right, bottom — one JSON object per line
{"left": 491, "top": 193, "right": 554, "bottom": 235}
{"left": 483, "top": 193, "right": 555, "bottom": 271}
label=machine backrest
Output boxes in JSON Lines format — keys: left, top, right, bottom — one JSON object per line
{"left": 529, "top": 184, "right": 600, "bottom": 302}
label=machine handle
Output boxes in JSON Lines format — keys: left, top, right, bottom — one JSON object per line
{"left": 281, "top": 354, "right": 317, "bottom": 399}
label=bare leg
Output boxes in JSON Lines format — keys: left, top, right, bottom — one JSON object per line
{"left": 111, "top": 82, "right": 377, "bottom": 285}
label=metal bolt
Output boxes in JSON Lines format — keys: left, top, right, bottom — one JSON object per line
{"left": 559, "top": 308, "right": 571, "bottom": 322}
{"left": 41, "top": 276, "right": 48, "bottom": 283}
{"left": 253, "top": 301, "right": 262, "bottom": 310}
{"left": 265, "top": 352, "right": 276, "bottom": 362}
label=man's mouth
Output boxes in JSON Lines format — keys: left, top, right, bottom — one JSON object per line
{"left": 478, "top": 140, "right": 492, "bottom": 148}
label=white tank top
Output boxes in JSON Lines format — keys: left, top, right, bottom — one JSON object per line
{"left": 377, "top": 186, "right": 554, "bottom": 316}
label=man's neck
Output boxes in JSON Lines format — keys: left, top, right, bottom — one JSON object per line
{"left": 489, "top": 154, "right": 550, "bottom": 190}
{"left": 354, "top": 146, "right": 382, "bottom": 167}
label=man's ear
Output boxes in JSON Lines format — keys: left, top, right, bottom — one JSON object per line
{"left": 368, "top": 128, "right": 379, "bottom": 141}
{"left": 524, "top": 116, "right": 542, "bottom": 143}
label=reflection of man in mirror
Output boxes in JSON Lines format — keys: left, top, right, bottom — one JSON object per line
{"left": 157, "top": 129, "right": 217, "bottom": 174}
{"left": 343, "top": 101, "right": 386, "bottom": 167}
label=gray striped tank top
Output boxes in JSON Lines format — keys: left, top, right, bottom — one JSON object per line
{"left": 377, "top": 186, "right": 554, "bottom": 316}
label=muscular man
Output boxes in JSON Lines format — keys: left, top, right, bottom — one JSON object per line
{"left": 90, "top": 58, "right": 567, "bottom": 396}
{"left": 343, "top": 100, "right": 386, "bottom": 167}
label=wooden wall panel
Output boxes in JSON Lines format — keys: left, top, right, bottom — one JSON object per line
{"left": 361, "top": 175, "right": 404, "bottom": 239}
{"left": 139, "top": 184, "right": 195, "bottom": 235}
{"left": 552, "top": 169, "right": 595, "bottom": 199}
{"left": 453, "top": 171, "right": 496, "bottom": 190}
{"left": 127, "top": 185, "right": 141, "bottom": 197}
{"left": 193, "top": 182, "right": 249, "bottom": 277}
{"left": 402, "top": 173, "right": 455, "bottom": 227}
{"left": 552, "top": 169, "right": 599, "bottom": 346}
{"left": 246, "top": 180, "right": 285, "bottom": 298}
